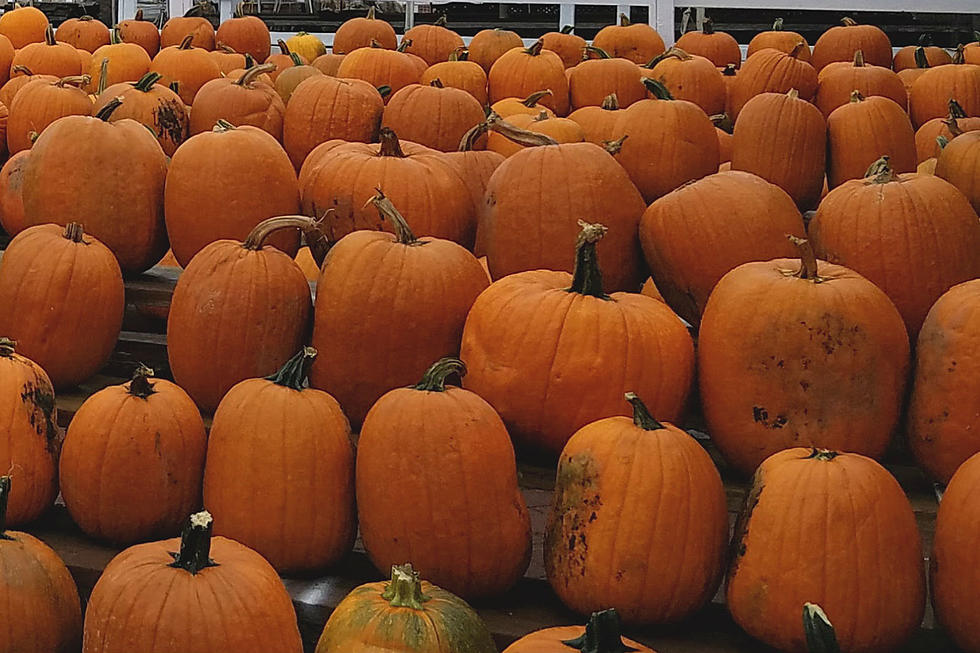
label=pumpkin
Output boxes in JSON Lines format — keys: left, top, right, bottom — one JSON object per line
{"left": 215, "top": 4, "right": 270, "bottom": 62}
{"left": 727, "top": 448, "right": 924, "bottom": 653}
{"left": 485, "top": 110, "right": 584, "bottom": 157}
{"left": 190, "top": 63, "right": 284, "bottom": 139}
{"left": 0, "top": 34, "right": 14, "bottom": 88}
{"left": 59, "top": 365, "right": 206, "bottom": 545}
{"left": 357, "top": 357, "right": 531, "bottom": 598}
{"left": 747, "top": 18, "right": 811, "bottom": 61}
{"left": 0, "top": 4, "right": 48, "bottom": 49}
{"left": 814, "top": 49, "right": 908, "bottom": 117}
{"left": 208, "top": 43, "right": 245, "bottom": 73}
{"left": 264, "top": 39, "right": 307, "bottom": 80}
{"left": 613, "top": 79, "right": 719, "bottom": 202}
{"left": 274, "top": 60, "right": 322, "bottom": 104}
{"left": 488, "top": 39, "right": 569, "bottom": 115}
{"left": 335, "top": 42, "right": 423, "bottom": 102}
{"left": 381, "top": 79, "right": 485, "bottom": 152}
{"left": 810, "top": 156, "right": 980, "bottom": 336}
{"left": 116, "top": 9, "right": 160, "bottom": 58}
{"left": 0, "top": 66, "right": 55, "bottom": 108}
{"left": 149, "top": 33, "right": 222, "bottom": 105}
{"left": 639, "top": 46, "right": 726, "bottom": 116}
{"left": 0, "top": 474, "right": 82, "bottom": 652}
{"left": 88, "top": 31, "right": 152, "bottom": 90}
{"left": 11, "top": 25, "right": 83, "bottom": 78}
{"left": 907, "top": 280, "right": 980, "bottom": 482}
{"left": 567, "top": 92, "right": 623, "bottom": 144}
{"left": 491, "top": 89, "right": 556, "bottom": 118}
{"left": 0, "top": 341, "right": 59, "bottom": 525}
{"left": 545, "top": 392, "right": 727, "bottom": 624}
{"left": 309, "top": 193, "right": 488, "bottom": 427}
{"left": 592, "top": 13, "right": 665, "bottom": 65}
{"left": 503, "top": 610, "right": 654, "bottom": 653}
{"left": 675, "top": 17, "right": 740, "bottom": 68}
{"left": 639, "top": 171, "right": 806, "bottom": 326}
{"left": 915, "top": 100, "right": 980, "bottom": 164}
{"left": 300, "top": 128, "right": 474, "bottom": 246}
{"left": 333, "top": 6, "right": 396, "bottom": 54}
{"left": 715, "top": 125, "right": 732, "bottom": 163}
{"left": 94, "top": 72, "right": 188, "bottom": 156}
{"left": 461, "top": 222, "right": 695, "bottom": 454}
{"left": 731, "top": 89, "right": 827, "bottom": 209}
{"left": 420, "top": 49, "right": 488, "bottom": 105}
{"left": 285, "top": 31, "right": 326, "bottom": 62}
{"left": 401, "top": 15, "right": 464, "bottom": 66}
{"left": 909, "top": 46, "right": 980, "bottom": 128}
{"left": 82, "top": 511, "right": 303, "bottom": 653}
{"left": 311, "top": 52, "right": 344, "bottom": 75}
{"left": 0, "top": 150, "right": 29, "bottom": 235}
{"left": 55, "top": 15, "right": 109, "bottom": 53}
{"left": 699, "top": 237, "right": 909, "bottom": 474}
{"left": 167, "top": 215, "right": 314, "bottom": 413}
{"left": 566, "top": 45, "right": 645, "bottom": 111}
{"left": 936, "top": 125, "right": 980, "bottom": 214}
{"left": 6, "top": 75, "right": 91, "bottom": 154}
{"left": 315, "top": 564, "right": 495, "bottom": 653}
{"left": 203, "top": 346, "right": 354, "bottom": 574}
{"left": 729, "top": 44, "right": 817, "bottom": 118}
{"left": 469, "top": 27, "right": 522, "bottom": 73}
{"left": 443, "top": 120, "right": 505, "bottom": 255}
{"left": 21, "top": 98, "right": 168, "bottom": 273}
{"left": 160, "top": 14, "right": 215, "bottom": 51}
{"left": 811, "top": 16, "right": 892, "bottom": 70}
{"left": 541, "top": 25, "right": 586, "bottom": 69}
{"left": 0, "top": 222, "right": 124, "bottom": 389}
{"left": 826, "top": 93, "right": 916, "bottom": 189}
{"left": 897, "top": 46, "right": 934, "bottom": 96}
{"left": 894, "top": 34, "right": 952, "bottom": 71}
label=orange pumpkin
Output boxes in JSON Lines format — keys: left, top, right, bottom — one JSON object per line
{"left": 915, "top": 99, "right": 980, "bottom": 164}
{"left": 909, "top": 46, "right": 980, "bottom": 128}
{"left": 215, "top": 5, "right": 270, "bottom": 62}
{"left": 468, "top": 27, "right": 522, "bottom": 73}
{"left": 263, "top": 39, "right": 307, "bottom": 81}
{"left": 503, "top": 610, "right": 655, "bottom": 653}
{"left": 160, "top": 13, "right": 215, "bottom": 51}
{"left": 0, "top": 4, "right": 48, "bottom": 49}
{"left": 715, "top": 125, "right": 732, "bottom": 163}
{"left": 491, "top": 88, "right": 556, "bottom": 118}
{"left": 402, "top": 15, "right": 464, "bottom": 66}
{"left": 567, "top": 92, "right": 624, "bottom": 144}
{"left": 55, "top": 15, "right": 109, "bottom": 53}
{"left": 826, "top": 93, "right": 916, "bottom": 189}
{"left": 116, "top": 9, "right": 160, "bottom": 58}
{"left": 565, "top": 45, "right": 645, "bottom": 111}
{"left": 936, "top": 123, "right": 980, "bottom": 214}
{"left": 420, "top": 50, "right": 488, "bottom": 105}
{"left": 461, "top": 222, "right": 695, "bottom": 454}
{"left": 747, "top": 18, "right": 811, "bottom": 61}
{"left": 897, "top": 46, "right": 933, "bottom": 96}
{"left": 0, "top": 66, "right": 55, "bottom": 108}
{"left": 814, "top": 49, "right": 907, "bottom": 117}
{"left": 357, "top": 357, "right": 531, "bottom": 598}
{"left": 88, "top": 32, "right": 152, "bottom": 91}
{"left": 546, "top": 393, "right": 727, "bottom": 624}
{"left": 149, "top": 33, "right": 221, "bottom": 105}
{"left": 208, "top": 43, "right": 245, "bottom": 73}
{"left": 485, "top": 110, "right": 584, "bottom": 157}
{"left": 167, "top": 216, "right": 314, "bottom": 413}
{"left": 488, "top": 39, "right": 569, "bottom": 115}
{"left": 811, "top": 16, "right": 892, "bottom": 70}
{"left": 309, "top": 193, "right": 488, "bottom": 427}
{"left": 11, "top": 25, "right": 83, "bottom": 78}
{"left": 640, "top": 46, "right": 726, "bottom": 116}
{"left": 592, "top": 13, "right": 665, "bottom": 65}
{"left": 6, "top": 75, "right": 91, "bottom": 154}
{"left": 729, "top": 44, "right": 816, "bottom": 118}
{"left": 894, "top": 34, "right": 952, "bottom": 71}
{"left": 93, "top": 72, "right": 188, "bottom": 157}
{"left": 443, "top": 120, "right": 505, "bottom": 255}
{"left": 311, "top": 52, "right": 345, "bottom": 75}
{"left": 190, "top": 62, "right": 284, "bottom": 139}
{"left": 382, "top": 80, "right": 485, "bottom": 151}
{"left": 59, "top": 365, "right": 206, "bottom": 545}
{"left": 0, "top": 34, "right": 14, "bottom": 88}
{"left": 0, "top": 149, "right": 29, "bottom": 236}
{"left": 333, "top": 6, "right": 396, "bottom": 54}
{"left": 274, "top": 59, "right": 321, "bottom": 104}
{"left": 675, "top": 17, "right": 740, "bottom": 68}
{"left": 336, "top": 41, "right": 423, "bottom": 101}
{"left": 541, "top": 25, "right": 586, "bottom": 69}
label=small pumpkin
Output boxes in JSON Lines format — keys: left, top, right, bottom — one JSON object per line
{"left": 468, "top": 27, "right": 522, "bottom": 73}
{"left": 0, "top": 4, "right": 48, "bottom": 49}
{"left": 826, "top": 92, "right": 916, "bottom": 189}
{"left": 675, "top": 17, "right": 740, "bottom": 68}
{"left": 491, "top": 88, "right": 556, "bottom": 118}
{"left": 274, "top": 57, "right": 322, "bottom": 103}
{"left": 6, "top": 74, "right": 91, "bottom": 154}
{"left": 0, "top": 65, "right": 55, "bottom": 108}
{"left": 160, "top": 13, "right": 215, "bottom": 51}
{"left": 567, "top": 92, "right": 624, "bottom": 144}
{"left": 810, "top": 16, "right": 892, "bottom": 70}
{"left": 215, "top": 3, "right": 270, "bottom": 62}
{"left": 568, "top": 44, "right": 647, "bottom": 111}
{"left": 420, "top": 49, "right": 488, "bottom": 105}
{"left": 502, "top": 610, "right": 655, "bottom": 653}
{"left": 94, "top": 71, "right": 188, "bottom": 156}
{"left": 747, "top": 18, "right": 811, "bottom": 61}
{"left": 936, "top": 125, "right": 980, "bottom": 214}
{"left": 11, "top": 24, "right": 83, "bottom": 78}
{"left": 402, "top": 15, "right": 464, "bottom": 66}
{"left": 639, "top": 46, "right": 726, "bottom": 116}
{"left": 541, "top": 25, "right": 586, "bottom": 69}
{"left": 381, "top": 79, "right": 485, "bottom": 152}
{"left": 894, "top": 33, "right": 952, "bottom": 71}
{"left": 88, "top": 30, "right": 153, "bottom": 90}
{"left": 814, "top": 49, "right": 908, "bottom": 117}
{"left": 335, "top": 40, "right": 423, "bottom": 102}
{"left": 190, "top": 62, "right": 284, "bottom": 139}
{"left": 915, "top": 99, "right": 980, "bottom": 164}
{"left": 592, "top": 13, "right": 665, "bottom": 65}
{"left": 729, "top": 44, "right": 817, "bottom": 118}
{"left": 116, "top": 9, "right": 160, "bottom": 57}
{"left": 149, "top": 33, "right": 221, "bottom": 105}
{"left": 311, "top": 52, "right": 344, "bottom": 75}
{"left": 264, "top": 39, "right": 308, "bottom": 80}
{"left": 333, "top": 6, "right": 396, "bottom": 54}
{"left": 55, "top": 15, "right": 109, "bottom": 53}
{"left": 908, "top": 45, "right": 980, "bottom": 128}
{"left": 488, "top": 39, "right": 569, "bottom": 115}
{"left": 285, "top": 31, "right": 326, "bottom": 62}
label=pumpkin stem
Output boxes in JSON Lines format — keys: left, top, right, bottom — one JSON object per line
{"left": 11, "top": 65, "right": 33, "bottom": 76}
{"left": 772, "top": 17, "right": 784, "bottom": 30}
{"left": 644, "top": 46, "right": 692, "bottom": 68}
{"left": 848, "top": 89, "right": 865, "bottom": 103}
{"left": 0, "top": 338, "right": 15, "bottom": 357}
{"left": 458, "top": 119, "right": 491, "bottom": 151}
{"left": 641, "top": 77, "right": 674, "bottom": 100}
{"left": 377, "top": 85, "right": 392, "bottom": 98}
{"left": 368, "top": 189, "right": 419, "bottom": 245}
{"left": 56, "top": 75, "right": 91, "bottom": 88}
{"left": 382, "top": 564, "right": 429, "bottom": 610}
{"left": 366, "top": 5, "right": 376, "bottom": 19}
{"left": 111, "top": 26, "right": 122, "bottom": 44}
{"left": 265, "top": 346, "right": 317, "bottom": 390}
{"left": 95, "top": 96, "right": 124, "bottom": 121}
{"left": 804, "top": 603, "right": 841, "bottom": 653}
{"left": 213, "top": 119, "right": 236, "bottom": 132}
{"left": 429, "top": 77, "right": 444, "bottom": 88}
{"left": 178, "top": 34, "right": 195, "bottom": 49}
{"left": 242, "top": 215, "right": 314, "bottom": 250}
{"left": 169, "top": 511, "right": 219, "bottom": 574}
{"left": 913, "top": 46, "right": 930, "bottom": 69}
{"left": 169, "top": 80, "right": 180, "bottom": 94}
{"left": 277, "top": 39, "right": 290, "bottom": 55}
{"left": 953, "top": 45, "right": 965, "bottom": 65}
{"left": 948, "top": 98, "right": 967, "bottom": 120}
{"left": 584, "top": 44, "right": 611, "bottom": 59}
{"left": 702, "top": 17, "right": 715, "bottom": 34}
{"left": 943, "top": 115, "right": 964, "bottom": 138}
{"left": 449, "top": 46, "right": 468, "bottom": 61}
{"left": 533, "top": 109, "right": 550, "bottom": 122}
{"left": 601, "top": 93, "right": 620, "bottom": 110}
{"left": 524, "top": 38, "right": 545, "bottom": 56}
{"left": 413, "top": 357, "right": 467, "bottom": 392}
{"left": 378, "top": 127, "right": 407, "bottom": 157}
{"left": 560, "top": 25, "right": 575, "bottom": 34}
{"left": 244, "top": 53, "right": 256, "bottom": 67}
{"left": 132, "top": 71, "right": 162, "bottom": 92}
{"left": 96, "top": 58, "right": 109, "bottom": 94}
{"left": 289, "top": 52, "right": 303, "bottom": 66}
{"left": 434, "top": 14, "right": 448, "bottom": 27}
{"left": 937, "top": 134, "right": 949, "bottom": 150}
{"left": 520, "top": 89, "right": 552, "bottom": 108}
{"left": 236, "top": 62, "right": 275, "bottom": 87}
{"left": 567, "top": 221, "right": 609, "bottom": 299}
{"left": 63, "top": 222, "right": 85, "bottom": 243}
{"left": 786, "top": 88, "right": 800, "bottom": 100}
{"left": 625, "top": 393, "right": 665, "bottom": 431}
{"left": 806, "top": 448, "right": 841, "bottom": 461}
{"left": 789, "top": 41, "right": 807, "bottom": 59}
{"left": 0, "top": 476, "right": 11, "bottom": 539}
{"left": 603, "top": 134, "right": 627, "bottom": 155}
{"left": 866, "top": 155, "right": 899, "bottom": 183}
{"left": 618, "top": 13, "right": 630, "bottom": 26}
{"left": 128, "top": 364, "right": 157, "bottom": 398}
{"left": 788, "top": 235, "right": 821, "bottom": 281}
{"left": 852, "top": 49, "right": 864, "bottom": 67}
{"left": 561, "top": 609, "right": 638, "bottom": 653}
{"left": 397, "top": 38, "right": 412, "bottom": 53}
{"left": 487, "top": 113, "right": 560, "bottom": 147}
{"left": 134, "top": 8, "right": 144, "bottom": 20}
{"left": 44, "top": 24, "right": 56, "bottom": 45}
{"left": 840, "top": 17, "right": 857, "bottom": 27}
{"left": 721, "top": 63, "right": 737, "bottom": 76}
{"left": 217, "top": 43, "right": 236, "bottom": 53}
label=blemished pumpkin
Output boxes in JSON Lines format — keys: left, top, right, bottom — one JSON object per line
{"left": 59, "top": 365, "right": 206, "bottom": 545}
{"left": 357, "top": 357, "right": 531, "bottom": 598}
{"left": 160, "top": 12, "right": 214, "bottom": 50}
{"left": 55, "top": 15, "right": 110, "bottom": 53}
{"left": 204, "top": 347, "right": 355, "bottom": 574}
{"left": 461, "top": 222, "right": 695, "bottom": 454}
{"left": 165, "top": 121, "right": 300, "bottom": 267}
{"left": 0, "top": 4, "right": 48, "bottom": 49}
{"left": 936, "top": 128, "right": 980, "bottom": 215}
{"left": 21, "top": 98, "right": 169, "bottom": 273}
{"left": 728, "top": 44, "right": 817, "bottom": 118}
{"left": 545, "top": 393, "right": 727, "bottom": 624}
{"left": 215, "top": 4, "right": 270, "bottom": 62}
{"left": 907, "top": 280, "right": 980, "bottom": 483}
{"left": 640, "top": 47, "right": 726, "bottom": 116}
{"left": 94, "top": 72, "right": 188, "bottom": 157}
{"left": 825, "top": 92, "right": 916, "bottom": 189}
{"left": 333, "top": 6, "right": 396, "bottom": 54}
{"left": 149, "top": 33, "right": 221, "bottom": 105}
{"left": 731, "top": 89, "right": 826, "bottom": 209}
{"left": 541, "top": 26, "right": 586, "bottom": 69}
{"left": 814, "top": 49, "right": 908, "bottom": 117}
{"left": 0, "top": 223, "right": 124, "bottom": 389}
{"left": 88, "top": 33, "right": 153, "bottom": 91}
{"left": 638, "top": 171, "right": 806, "bottom": 326}
{"left": 698, "top": 237, "right": 909, "bottom": 474}
{"left": 915, "top": 100, "right": 980, "bottom": 165}
{"left": 810, "top": 156, "right": 980, "bottom": 336}
{"left": 592, "top": 13, "right": 665, "bottom": 65}
{"left": 335, "top": 41, "right": 422, "bottom": 101}
{"left": 909, "top": 47, "right": 980, "bottom": 128}
{"left": 727, "top": 448, "right": 925, "bottom": 653}
{"left": 0, "top": 340, "right": 59, "bottom": 525}
{"left": 286, "top": 31, "right": 326, "bottom": 62}
{"left": 381, "top": 80, "right": 485, "bottom": 152}
{"left": 402, "top": 15, "right": 464, "bottom": 66}
{"left": 116, "top": 9, "right": 160, "bottom": 57}
{"left": 675, "top": 18, "right": 740, "bottom": 68}
{"left": 6, "top": 74, "right": 91, "bottom": 154}
{"left": 567, "top": 45, "right": 646, "bottom": 111}
{"left": 310, "top": 193, "right": 488, "bottom": 427}
{"left": 0, "top": 475, "right": 82, "bottom": 652}
{"left": 810, "top": 16, "right": 892, "bottom": 70}
{"left": 82, "top": 511, "right": 304, "bottom": 653}
{"left": 420, "top": 51, "right": 488, "bottom": 106}
{"left": 315, "top": 564, "right": 496, "bottom": 653}
{"left": 468, "top": 28, "right": 522, "bottom": 73}
{"left": 502, "top": 610, "right": 655, "bottom": 653}
{"left": 485, "top": 110, "right": 584, "bottom": 157}
{"left": 567, "top": 93, "right": 624, "bottom": 144}
{"left": 747, "top": 18, "right": 811, "bottom": 61}
{"left": 0, "top": 149, "right": 29, "bottom": 236}
{"left": 10, "top": 25, "right": 81, "bottom": 79}
{"left": 488, "top": 39, "right": 569, "bottom": 115}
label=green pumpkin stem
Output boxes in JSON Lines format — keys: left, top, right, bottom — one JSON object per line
{"left": 645, "top": 46, "right": 692, "bottom": 68}
{"left": 95, "top": 96, "right": 124, "bottom": 121}
{"left": 169, "top": 80, "right": 180, "bottom": 94}
{"left": 806, "top": 448, "right": 841, "bottom": 462}
{"left": 277, "top": 39, "right": 290, "bottom": 54}
{"left": 429, "top": 77, "right": 444, "bottom": 88}
{"left": 265, "top": 347, "right": 317, "bottom": 390}
{"left": 378, "top": 127, "right": 406, "bottom": 157}
{"left": 937, "top": 134, "right": 949, "bottom": 150}
{"left": 413, "top": 358, "right": 466, "bottom": 392}
{"left": 624, "top": 393, "right": 665, "bottom": 431}
{"left": 525, "top": 38, "right": 545, "bottom": 56}
{"left": 289, "top": 52, "right": 303, "bottom": 66}
{"left": 520, "top": 89, "right": 552, "bottom": 108}
{"left": 377, "top": 85, "right": 392, "bottom": 98}
{"left": 866, "top": 155, "right": 898, "bottom": 183}
{"left": 382, "top": 564, "right": 429, "bottom": 610}
{"left": 949, "top": 99, "right": 967, "bottom": 119}
{"left": 0, "top": 338, "right": 15, "bottom": 357}
{"left": 567, "top": 221, "right": 609, "bottom": 299}
{"left": 169, "top": 511, "right": 219, "bottom": 574}
{"left": 63, "top": 222, "right": 85, "bottom": 242}
{"left": 561, "top": 609, "right": 638, "bottom": 653}
{"left": 97, "top": 58, "right": 109, "bottom": 94}
{"left": 368, "top": 189, "right": 418, "bottom": 245}
{"left": 128, "top": 364, "right": 156, "bottom": 398}
{"left": 642, "top": 77, "right": 674, "bottom": 100}
{"left": 788, "top": 235, "right": 820, "bottom": 281}
{"left": 0, "top": 476, "right": 11, "bottom": 539}
{"left": 133, "top": 71, "right": 162, "bottom": 92}
{"left": 242, "top": 215, "right": 314, "bottom": 250}
{"left": 584, "top": 44, "right": 610, "bottom": 59}
{"left": 803, "top": 603, "right": 841, "bottom": 653}
{"left": 560, "top": 25, "right": 575, "bottom": 34}
{"left": 772, "top": 17, "right": 784, "bottom": 30}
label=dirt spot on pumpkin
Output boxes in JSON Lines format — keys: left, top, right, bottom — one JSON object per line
{"left": 155, "top": 99, "right": 187, "bottom": 149}
{"left": 545, "top": 452, "right": 601, "bottom": 581}
{"left": 20, "top": 380, "right": 58, "bottom": 451}
{"left": 728, "top": 469, "right": 766, "bottom": 578}
{"left": 752, "top": 406, "right": 787, "bottom": 429}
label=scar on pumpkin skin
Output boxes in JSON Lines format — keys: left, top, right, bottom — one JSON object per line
{"left": 20, "top": 381, "right": 58, "bottom": 448}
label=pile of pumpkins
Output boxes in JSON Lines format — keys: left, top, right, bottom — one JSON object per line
{"left": 1, "top": 4, "right": 980, "bottom": 652}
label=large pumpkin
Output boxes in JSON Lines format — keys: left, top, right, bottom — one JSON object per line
{"left": 640, "top": 46, "right": 726, "bottom": 116}
{"left": 0, "top": 475, "right": 82, "bottom": 652}
{"left": 592, "top": 13, "right": 665, "bottom": 65}
{"left": 909, "top": 47, "right": 980, "bottom": 128}
{"left": 204, "top": 346, "right": 355, "bottom": 574}
{"left": 55, "top": 15, "right": 109, "bottom": 53}
{"left": 727, "top": 448, "right": 924, "bottom": 653}
{"left": 315, "top": 564, "right": 496, "bottom": 653}
{"left": 402, "top": 15, "right": 464, "bottom": 66}
{"left": 59, "top": 365, "right": 206, "bottom": 545}
{"left": 215, "top": 5, "right": 270, "bottom": 62}
{"left": 160, "top": 12, "right": 214, "bottom": 50}
{"left": 545, "top": 392, "right": 727, "bottom": 624}
{"left": 826, "top": 93, "right": 916, "bottom": 189}
{"left": 639, "top": 171, "right": 806, "bottom": 326}
{"left": 699, "top": 237, "right": 909, "bottom": 474}
{"left": 309, "top": 193, "right": 488, "bottom": 427}
{"left": 167, "top": 216, "right": 314, "bottom": 413}
{"left": 675, "top": 17, "right": 740, "bottom": 68}
{"left": 814, "top": 49, "right": 907, "bottom": 117}
{"left": 461, "top": 222, "right": 695, "bottom": 454}
{"left": 503, "top": 610, "right": 655, "bottom": 653}
{"left": 149, "top": 33, "right": 221, "bottom": 105}
{"left": 357, "top": 357, "right": 530, "bottom": 598}
{"left": 88, "top": 34, "right": 152, "bottom": 91}
{"left": 93, "top": 72, "right": 187, "bottom": 157}
{"left": 810, "top": 16, "right": 892, "bottom": 70}
{"left": 333, "top": 6, "right": 396, "bottom": 54}
{"left": 6, "top": 74, "right": 91, "bottom": 154}
{"left": 82, "top": 511, "right": 303, "bottom": 653}
{"left": 420, "top": 51, "right": 488, "bottom": 105}
{"left": 381, "top": 80, "right": 485, "bottom": 152}
{"left": 335, "top": 43, "right": 423, "bottom": 102}
{"left": 746, "top": 18, "right": 811, "bottom": 61}
{"left": 116, "top": 9, "right": 160, "bottom": 57}
{"left": 488, "top": 39, "right": 569, "bottom": 115}
{"left": 469, "top": 27, "right": 522, "bottom": 72}
{"left": 936, "top": 128, "right": 980, "bottom": 214}
{"left": 0, "top": 4, "right": 48, "bottom": 49}
{"left": 21, "top": 98, "right": 169, "bottom": 273}
{"left": 0, "top": 340, "right": 59, "bottom": 525}
{"left": 11, "top": 25, "right": 82, "bottom": 79}
{"left": 729, "top": 44, "right": 817, "bottom": 118}
{"left": 568, "top": 45, "right": 646, "bottom": 111}
{"left": 810, "top": 156, "right": 980, "bottom": 336}
{"left": 541, "top": 25, "right": 586, "bottom": 69}
{"left": 0, "top": 223, "right": 123, "bottom": 389}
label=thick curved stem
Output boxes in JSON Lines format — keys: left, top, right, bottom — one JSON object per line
{"left": 178, "top": 33, "right": 195, "bottom": 49}
{"left": 56, "top": 75, "right": 91, "bottom": 88}
{"left": 525, "top": 38, "right": 544, "bottom": 56}
{"left": 133, "top": 71, "right": 162, "bottom": 92}
{"left": 772, "top": 17, "right": 784, "bottom": 30}
{"left": 603, "top": 134, "right": 627, "bottom": 155}
{"left": 788, "top": 235, "right": 820, "bottom": 281}
{"left": 413, "top": 357, "right": 467, "bottom": 392}
{"left": 487, "top": 113, "right": 560, "bottom": 147}
{"left": 368, "top": 189, "right": 418, "bottom": 245}
{"left": 942, "top": 116, "right": 963, "bottom": 138}
{"left": 397, "top": 38, "right": 412, "bottom": 53}
{"left": 266, "top": 347, "right": 317, "bottom": 390}
{"left": 567, "top": 221, "right": 608, "bottom": 299}
{"left": 366, "top": 5, "right": 376, "bottom": 19}
{"left": 237, "top": 62, "right": 276, "bottom": 86}
{"left": 624, "top": 393, "right": 665, "bottom": 431}
{"left": 169, "top": 511, "right": 219, "bottom": 574}
{"left": 11, "top": 65, "right": 33, "bottom": 76}
{"left": 561, "top": 609, "right": 638, "bottom": 653}
{"left": 382, "top": 564, "right": 429, "bottom": 609}
{"left": 289, "top": 52, "right": 303, "bottom": 66}
{"left": 641, "top": 77, "right": 674, "bottom": 100}
{"left": 520, "top": 89, "right": 552, "bottom": 108}
{"left": 841, "top": 17, "right": 857, "bottom": 27}
{"left": 378, "top": 127, "right": 407, "bottom": 157}
{"left": 913, "top": 46, "right": 930, "bottom": 69}
{"left": 95, "top": 96, "right": 124, "bottom": 121}
{"left": 560, "top": 25, "right": 575, "bottom": 34}
{"left": 790, "top": 41, "right": 808, "bottom": 59}
{"left": 44, "top": 24, "right": 56, "bottom": 46}
{"left": 584, "top": 44, "right": 611, "bottom": 59}
{"left": 459, "top": 119, "right": 491, "bottom": 151}
{"left": 63, "top": 222, "right": 85, "bottom": 243}
{"left": 243, "top": 215, "right": 315, "bottom": 250}
{"left": 804, "top": 603, "right": 841, "bottom": 653}
{"left": 645, "top": 46, "right": 693, "bottom": 68}
{"left": 128, "top": 364, "right": 156, "bottom": 398}
{"left": 277, "top": 38, "right": 290, "bottom": 54}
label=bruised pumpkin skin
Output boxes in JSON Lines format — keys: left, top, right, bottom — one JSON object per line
{"left": 545, "top": 394, "right": 727, "bottom": 625}
{"left": 502, "top": 609, "right": 655, "bottom": 653}
{"left": 727, "top": 448, "right": 925, "bottom": 653}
